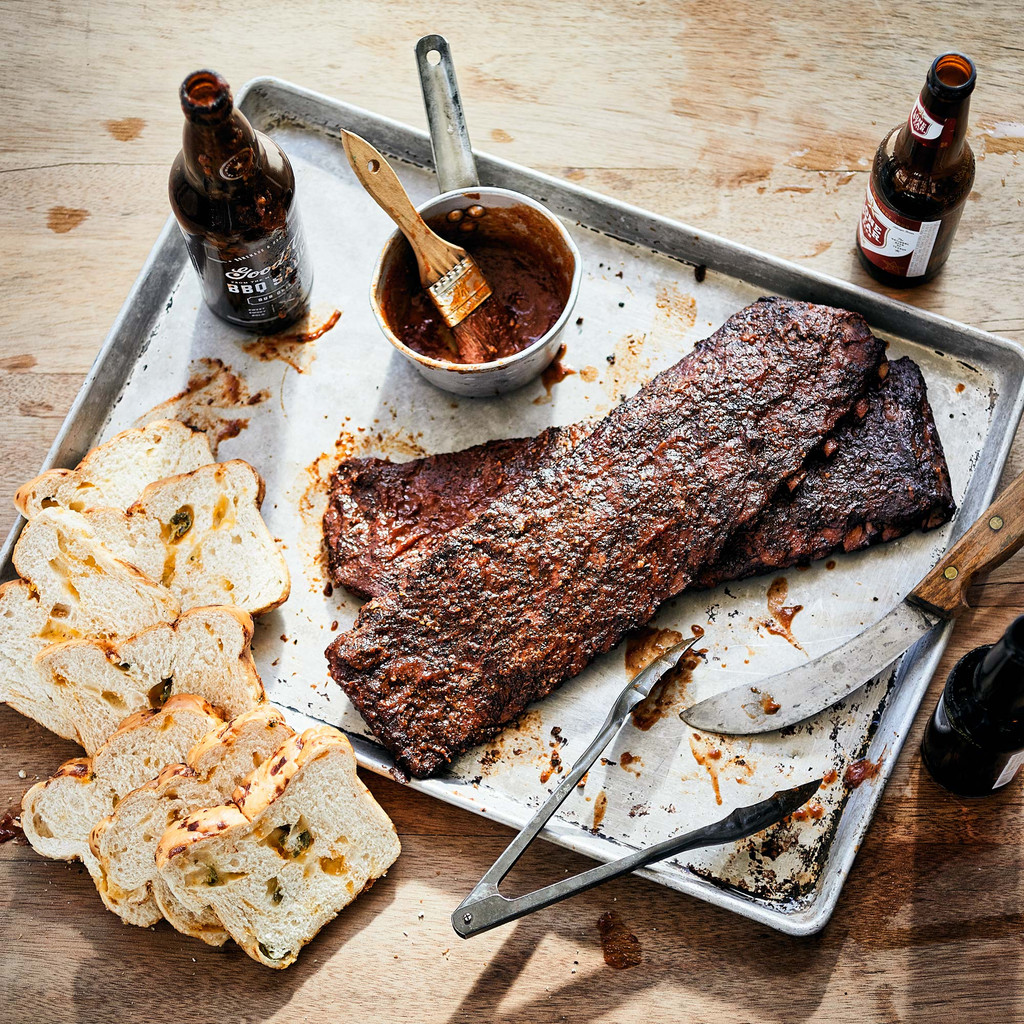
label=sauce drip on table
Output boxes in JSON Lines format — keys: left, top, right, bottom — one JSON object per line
{"left": 597, "top": 911, "right": 643, "bottom": 969}
{"left": 0, "top": 810, "right": 24, "bottom": 844}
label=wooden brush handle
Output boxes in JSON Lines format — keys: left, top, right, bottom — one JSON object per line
{"left": 911, "top": 468, "right": 1024, "bottom": 617}
{"left": 341, "top": 129, "right": 465, "bottom": 287}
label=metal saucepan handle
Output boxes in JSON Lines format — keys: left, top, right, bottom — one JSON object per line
{"left": 415, "top": 34, "right": 480, "bottom": 193}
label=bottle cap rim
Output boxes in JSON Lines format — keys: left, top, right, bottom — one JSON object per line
{"left": 180, "top": 70, "right": 233, "bottom": 123}
{"left": 927, "top": 53, "right": 976, "bottom": 102}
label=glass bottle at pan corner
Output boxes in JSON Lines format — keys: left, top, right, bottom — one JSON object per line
{"left": 921, "top": 615, "right": 1024, "bottom": 797}
{"left": 856, "top": 52, "right": 977, "bottom": 287}
{"left": 169, "top": 70, "right": 312, "bottom": 332}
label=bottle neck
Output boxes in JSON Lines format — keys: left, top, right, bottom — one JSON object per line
{"left": 178, "top": 69, "right": 263, "bottom": 197}
{"left": 971, "top": 618, "right": 1024, "bottom": 721}
{"left": 181, "top": 109, "right": 264, "bottom": 195}
{"left": 895, "top": 52, "right": 975, "bottom": 171}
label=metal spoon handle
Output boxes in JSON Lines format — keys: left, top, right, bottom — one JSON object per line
{"left": 416, "top": 34, "right": 480, "bottom": 192}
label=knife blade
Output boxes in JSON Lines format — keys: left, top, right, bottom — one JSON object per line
{"left": 680, "top": 467, "right": 1024, "bottom": 735}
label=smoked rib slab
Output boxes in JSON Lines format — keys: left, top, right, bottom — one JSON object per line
{"left": 324, "top": 423, "right": 588, "bottom": 600}
{"left": 694, "top": 356, "right": 954, "bottom": 587}
{"left": 325, "top": 358, "right": 954, "bottom": 600}
{"left": 327, "top": 298, "right": 888, "bottom": 777}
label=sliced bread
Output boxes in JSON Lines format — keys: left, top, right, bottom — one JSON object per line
{"left": 36, "top": 605, "right": 266, "bottom": 754}
{"left": 22, "top": 695, "right": 223, "bottom": 876}
{"left": 0, "top": 580, "right": 75, "bottom": 740}
{"left": 15, "top": 419, "right": 214, "bottom": 519}
{"left": 79, "top": 461, "right": 290, "bottom": 615}
{"left": 90, "top": 706, "right": 292, "bottom": 931}
{"left": 2, "top": 510, "right": 182, "bottom": 741}
{"left": 12, "top": 506, "right": 181, "bottom": 640}
{"left": 156, "top": 727, "right": 401, "bottom": 968}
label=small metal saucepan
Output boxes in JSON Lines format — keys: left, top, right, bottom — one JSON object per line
{"left": 369, "top": 34, "right": 582, "bottom": 398}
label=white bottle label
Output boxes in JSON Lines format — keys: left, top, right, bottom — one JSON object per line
{"left": 858, "top": 180, "right": 941, "bottom": 277}
{"left": 993, "top": 749, "right": 1024, "bottom": 790}
{"left": 909, "top": 97, "right": 944, "bottom": 142}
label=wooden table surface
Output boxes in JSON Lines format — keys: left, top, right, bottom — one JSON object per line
{"left": 2, "top": 2, "right": 1023, "bottom": 1021}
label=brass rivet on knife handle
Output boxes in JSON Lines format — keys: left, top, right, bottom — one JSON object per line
{"left": 910, "top": 468, "right": 1024, "bottom": 618}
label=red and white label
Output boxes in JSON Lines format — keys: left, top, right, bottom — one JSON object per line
{"left": 858, "top": 179, "right": 941, "bottom": 277}
{"left": 909, "top": 97, "right": 944, "bottom": 142}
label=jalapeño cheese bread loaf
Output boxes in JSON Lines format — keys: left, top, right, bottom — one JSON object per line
{"left": 157, "top": 727, "right": 401, "bottom": 968}
{"left": 90, "top": 707, "right": 292, "bottom": 931}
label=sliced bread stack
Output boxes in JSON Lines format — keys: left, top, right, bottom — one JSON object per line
{"left": 157, "top": 726, "right": 401, "bottom": 968}
{"left": 90, "top": 705, "right": 293, "bottom": 937}
{"left": 2, "top": 419, "right": 288, "bottom": 747}
{"left": 21, "top": 695, "right": 226, "bottom": 874}
{"left": 11, "top": 419, "right": 401, "bottom": 969}
{"left": 23, "top": 708, "right": 400, "bottom": 968}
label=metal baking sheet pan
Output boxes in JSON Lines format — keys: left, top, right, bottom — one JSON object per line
{"left": 4, "top": 77, "right": 1023, "bottom": 936}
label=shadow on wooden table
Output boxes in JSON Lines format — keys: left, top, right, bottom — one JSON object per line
{"left": 435, "top": 754, "right": 1024, "bottom": 1023}
{"left": 15, "top": 851, "right": 398, "bottom": 1023}
{"left": 4, "top": 702, "right": 1023, "bottom": 1023}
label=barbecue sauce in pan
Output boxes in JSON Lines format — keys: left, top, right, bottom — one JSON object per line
{"left": 379, "top": 203, "right": 573, "bottom": 364}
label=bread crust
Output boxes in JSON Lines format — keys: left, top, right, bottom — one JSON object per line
{"left": 155, "top": 726, "right": 400, "bottom": 969}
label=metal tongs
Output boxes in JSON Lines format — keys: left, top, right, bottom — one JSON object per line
{"left": 452, "top": 637, "right": 820, "bottom": 938}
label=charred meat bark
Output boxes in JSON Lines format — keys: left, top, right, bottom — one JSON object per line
{"left": 324, "top": 424, "right": 589, "bottom": 600}
{"left": 695, "top": 356, "right": 955, "bottom": 586}
{"left": 327, "top": 298, "right": 887, "bottom": 777}
{"left": 325, "top": 358, "right": 953, "bottom": 600}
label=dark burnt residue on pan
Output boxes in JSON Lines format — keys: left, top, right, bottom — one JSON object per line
{"left": 539, "top": 725, "right": 566, "bottom": 784}
{"left": 693, "top": 677, "right": 895, "bottom": 903}
{"left": 379, "top": 204, "right": 574, "bottom": 364}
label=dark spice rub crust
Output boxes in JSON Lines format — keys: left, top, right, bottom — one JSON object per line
{"left": 695, "top": 356, "right": 955, "bottom": 586}
{"left": 327, "top": 298, "right": 888, "bottom": 777}
{"left": 324, "top": 358, "right": 953, "bottom": 600}
{"left": 324, "top": 423, "right": 589, "bottom": 600}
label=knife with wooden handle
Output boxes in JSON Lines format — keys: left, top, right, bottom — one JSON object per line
{"left": 680, "top": 468, "right": 1024, "bottom": 735}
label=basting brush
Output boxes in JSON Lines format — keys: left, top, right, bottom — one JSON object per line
{"left": 342, "top": 129, "right": 494, "bottom": 363}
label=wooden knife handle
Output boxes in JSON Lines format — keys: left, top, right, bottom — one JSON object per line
{"left": 911, "top": 468, "right": 1024, "bottom": 618}
{"left": 340, "top": 129, "right": 464, "bottom": 285}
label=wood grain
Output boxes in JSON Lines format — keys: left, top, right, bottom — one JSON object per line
{"left": 2, "top": 2, "right": 1023, "bottom": 1021}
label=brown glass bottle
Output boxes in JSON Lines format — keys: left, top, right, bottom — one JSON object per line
{"left": 921, "top": 616, "right": 1024, "bottom": 797}
{"left": 856, "top": 52, "right": 976, "bottom": 287}
{"left": 169, "top": 70, "right": 312, "bottom": 332}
